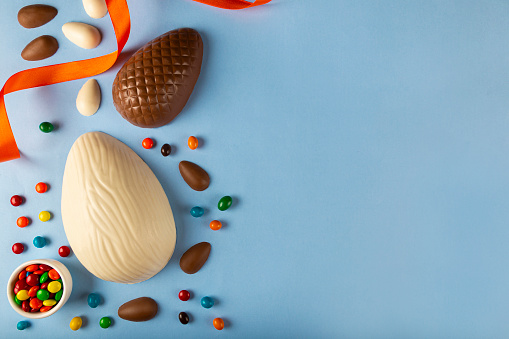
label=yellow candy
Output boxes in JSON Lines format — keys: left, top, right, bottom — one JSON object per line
{"left": 43, "top": 299, "right": 57, "bottom": 306}
{"left": 70, "top": 317, "right": 82, "bottom": 331}
{"left": 47, "top": 281, "right": 61, "bottom": 293}
{"left": 39, "top": 211, "right": 51, "bottom": 222}
{"left": 16, "top": 290, "right": 29, "bottom": 301}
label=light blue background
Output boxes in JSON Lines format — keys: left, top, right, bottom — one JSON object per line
{"left": 2, "top": 0, "right": 509, "bottom": 337}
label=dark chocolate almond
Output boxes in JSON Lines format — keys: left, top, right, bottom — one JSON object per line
{"left": 179, "top": 161, "right": 210, "bottom": 191}
{"left": 112, "top": 28, "right": 203, "bottom": 128}
{"left": 180, "top": 242, "right": 211, "bottom": 274}
{"left": 21, "top": 35, "right": 58, "bottom": 61}
{"left": 18, "top": 5, "right": 58, "bottom": 29}
{"left": 118, "top": 297, "right": 158, "bottom": 322}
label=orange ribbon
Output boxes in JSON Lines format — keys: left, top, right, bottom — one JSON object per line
{"left": 0, "top": 0, "right": 270, "bottom": 163}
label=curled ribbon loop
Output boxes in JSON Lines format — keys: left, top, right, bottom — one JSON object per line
{"left": 0, "top": 0, "right": 270, "bottom": 163}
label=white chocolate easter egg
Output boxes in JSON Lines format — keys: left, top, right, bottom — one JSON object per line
{"left": 76, "top": 79, "right": 101, "bottom": 116}
{"left": 83, "top": 0, "right": 108, "bottom": 19}
{"left": 62, "top": 22, "right": 101, "bottom": 49}
{"left": 61, "top": 132, "right": 176, "bottom": 284}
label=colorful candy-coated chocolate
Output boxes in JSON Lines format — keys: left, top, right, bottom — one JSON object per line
{"left": 201, "top": 296, "right": 214, "bottom": 309}
{"left": 17, "top": 290, "right": 29, "bottom": 301}
{"left": 18, "top": 270, "right": 26, "bottom": 280}
{"left": 12, "top": 243, "right": 24, "bottom": 254}
{"left": 10, "top": 195, "right": 23, "bottom": 206}
{"left": 40, "top": 271, "right": 49, "bottom": 283}
{"left": 218, "top": 196, "right": 232, "bottom": 211}
{"left": 43, "top": 299, "right": 57, "bottom": 306}
{"left": 100, "top": 317, "right": 112, "bottom": 328}
{"left": 59, "top": 246, "right": 71, "bottom": 257}
{"left": 37, "top": 289, "right": 50, "bottom": 301}
{"left": 213, "top": 318, "right": 224, "bottom": 330}
{"left": 33, "top": 270, "right": 44, "bottom": 275}
{"left": 161, "top": 143, "right": 171, "bottom": 156}
{"left": 188, "top": 136, "right": 198, "bottom": 150}
{"left": 142, "top": 138, "right": 154, "bottom": 149}
{"left": 33, "top": 236, "right": 46, "bottom": 248}
{"left": 26, "top": 265, "right": 39, "bottom": 272}
{"left": 17, "top": 320, "right": 30, "bottom": 330}
{"left": 40, "top": 305, "right": 53, "bottom": 312}
{"left": 39, "top": 264, "right": 51, "bottom": 271}
{"left": 35, "top": 182, "right": 48, "bottom": 193}
{"left": 209, "top": 220, "right": 222, "bottom": 231}
{"left": 22, "top": 300, "right": 30, "bottom": 312}
{"left": 14, "top": 280, "right": 28, "bottom": 294}
{"left": 88, "top": 293, "right": 101, "bottom": 308}
{"left": 178, "top": 290, "right": 190, "bottom": 301}
{"left": 48, "top": 281, "right": 61, "bottom": 293}
{"left": 48, "top": 269, "right": 60, "bottom": 280}
{"left": 179, "top": 312, "right": 189, "bottom": 324}
{"left": 14, "top": 295, "right": 22, "bottom": 305}
{"left": 28, "top": 286, "right": 40, "bottom": 298}
{"left": 39, "top": 121, "right": 54, "bottom": 133}
{"left": 30, "top": 298, "right": 43, "bottom": 310}
{"left": 70, "top": 316, "right": 82, "bottom": 331}
{"left": 39, "top": 211, "right": 51, "bottom": 222}
{"left": 17, "top": 216, "right": 29, "bottom": 228}
{"left": 55, "top": 289, "right": 63, "bottom": 301}
{"left": 40, "top": 282, "right": 49, "bottom": 290}
{"left": 190, "top": 206, "right": 204, "bottom": 218}
{"left": 26, "top": 274, "right": 40, "bottom": 286}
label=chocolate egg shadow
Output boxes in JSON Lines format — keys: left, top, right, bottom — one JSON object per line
{"left": 196, "top": 137, "right": 205, "bottom": 149}
{"left": 231, "top": 196, "right": 240, "bottom": 209}
{"left": 43, "top": 237, "right": 51, "bottom": 246}
{"left": 223, "top": 318, "right": 231, "bottom": 328}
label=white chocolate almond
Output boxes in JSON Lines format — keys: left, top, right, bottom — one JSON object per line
{"left": 62, "top": 22, "right": 101, "bottom": 49}
{"left": 83, "top": 0, "right": 108, "bottom": 19}
{"left": 76, "top": 79, "right": 101, "bottom": 116}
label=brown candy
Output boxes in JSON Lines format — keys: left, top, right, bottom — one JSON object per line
{"left": 179, "top": 161, "right": 210, "bottom": 191}
{"left": 112, "top": 28, "right": 203, "bottom": 128}
{"left": 118, "top": 297, "right": 158, "bottom": 322}
{"left": 18, "top": 5, "right": 58, "bottom": 29}
{"left": 21, "top": 35, "right": 58, "bottom": 61}
{"left": 180, "top": 242, "right": 211, "bottom": 274}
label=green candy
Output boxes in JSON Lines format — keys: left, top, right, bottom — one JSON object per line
{"left": 37, "top": 289, "right": 49, "bottom": 301}
{"left": 14, "top": 295, "right": 22, "bottom": 306}
{"left": 218, "top": 195, "right": 233, "bottom": 211}
{"left": 39, "top": 122, "right": 54, "bottom": 133}
{"left": 40, "top": 272, "right": 49, "bottom": 284}
{"left": 55, "top": 289, "right": 63, "bottom": 301}
{"left": 99, "top": 317, "right": 111, "bottom": 329}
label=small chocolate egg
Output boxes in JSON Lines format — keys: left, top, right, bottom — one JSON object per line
{"left": 179, "top": 242, "right": 211, "bottom": 274}
{"left": 18, "top": 5, "right": 58, "bottom": 29}
{"left": 179, "top": 161, "right": 210, "bottom": 191}
{"left": 118, "top": 297, "right": 158, "bottom": 322}
{"left": 21, "top": 35, "right": 58, "bottom": 61}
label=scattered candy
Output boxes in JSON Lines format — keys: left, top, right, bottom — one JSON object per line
{"left": 210, "top": 220, "right": 222, "bottom": 231}
{"left": 142, "top": 138, "right": 154, "bottom": 149}
{"left": 161, "top": 143, "right": 171, "bottom": 156}
{"left": 179, "top": 311, "right": 189, "bottom": 324}
{"left": 190, "top": 206, "right": 204, "bottom": 218}
{"left": 33, "top": 236, "right": 46, "bottom": 248}
{"left": 88, "top": 293, "right": 101, "bottom": 308}
{"left": 218, "top": 196, "right": 232, "bottom": 211}
{"left": 17, "top": 216, "right": 29, "bottom": 228}
{"left": 35, "top": 182, "right": 48, "bottom": 193}
{"left": 213, "top": 317, "right": 224, "bottom": 330}
{"left": 188, "top": 136, "right": 198, "bottom": 150}
{"left": 39, "top": 211, "right": 51, "bottom": 222}
{"left": 100, "top": 316, "right": 112, "bottom": 328}
{"left": 39, "top": 121, "right": 54, "bottom": 133}
{"left": 12, "top": 243, "right": 24, "bottom": 254}
{"left": 48, "top": 269, "right": 60, "bottom": 280}
{"left": 70, "top": 316, "right": 82, "bottom": 331}
{"left": 10, "top": 195, "right": 23, "bottom": 207}
{"left": 201, "top": 296, "right": 214, "bottom": 309}
{"left": 17, "top": 320, "right": 30, "bottom": 331}
{"left": 47, "top": 281, "right": 61, "bottom": 293}
{"left": 37, "top": 289, "right": 49, "bottom": 301}
{"left": 59, "top": 246, "right": 71, "bottom": 257}
{"left": 178, "top": 290, "right": 190, "bottom": 301}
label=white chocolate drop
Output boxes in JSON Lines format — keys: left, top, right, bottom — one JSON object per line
{"left": 62, "top": 22, "right": 101, "bottom": 49}
{"left": 83, "top": 0, "right": 108, "bottom": 19}
{"left": 76, "top": 79, "right": 101, "bottom": 116}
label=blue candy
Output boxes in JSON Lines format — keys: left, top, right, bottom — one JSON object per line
{"left": 87, "top": 293, "right": 101, "bottom": 308}
{"left": 33, "top": 236, "right": 46, "bottom": 248}
{"left": 201, "top": 296, "right": 214, "bottom": 309}
{"left": 190, "top": 206, "right": 204, "bottom": 218}
{"left": 17, "top": 320, "right": 29, "bottom": 330}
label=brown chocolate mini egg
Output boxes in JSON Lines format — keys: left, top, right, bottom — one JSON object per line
{"left": 180, "top": 242, "right": 211, "bottom": 274}
{"left": 179, "top": 161, "right": 210, "bottom": 191}
{"left": 118, "top": 297, "right": 158, "bottom": 322}
{"left": 21, "top": 35, "right": 58, "bottom": 61}
{"left": 18, "top": 5, "right": 58, "bottom": 29}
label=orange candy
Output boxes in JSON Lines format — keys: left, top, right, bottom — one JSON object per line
{"left": 18, "top": 270, "right": 26, "bottom": 281}
{"left": 48, "top": 269, "right": 60, "bottom": 280}
{"left": 28, "top": 286, "right": 40, "bottom": 298}
{"left": 26, "top": 265, "right": 39, "bottom": 272}
{"left": 209, "top": 220, "right": 222, "bottom": 231}
{"left": 188, "top": 136, "right": 198, "bottom": 150}
{"left": 142, "top": 138, "right": 154, "bottom": 149}
{"left": 213, "top": 318, "right": 224, "bottom": 330}
{"left": 40, "top": 305, "right": 53, "bottom": 312}
{"left": 35, "top": 182, "right": 48, "bottom": 193}
{"left": 17, "top": 216, "right": 29, "bottom": 228}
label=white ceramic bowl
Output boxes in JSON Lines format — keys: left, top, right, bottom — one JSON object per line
{"left": 7, "top": 259, "right": 73, "bottom": 319}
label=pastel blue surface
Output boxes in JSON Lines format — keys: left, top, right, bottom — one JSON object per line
{"left": 1, "top": 0, "right": 509, "bottom": 337}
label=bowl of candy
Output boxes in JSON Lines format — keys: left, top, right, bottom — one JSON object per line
{"left": 7, "top": 259, "right": 72, "bottom": 319}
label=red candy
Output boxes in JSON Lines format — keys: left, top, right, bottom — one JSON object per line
{"left": 26, "top": 265, "right": 39, "bottom": 272}
{"left": 10, "top": 195, "right": 23, "bottom": 206}
{"left": 179, "top": 290, "right": 190, "bottom": 301}
{"left": 40, "top": 282, "right": 49, "bottom": 290}
{"left": 12, "top": 243, "right": 24, "bottom": 254}
{"left": 48, "top": 269, "right": 59, "bottom": 280}
{"left": 58, "top": 246, "right": 71, "bottom": 257}
{"left": 26, "top": 274, "right": 40, "bottom": 286}
{"left": 142, "top": 138, "right": 154, "bottom": 149}
{"left": 35, "top": 182, "right": 48, "bottom": 193}
{"left": 14, "top": 279, "right": 28, "bottom": 294}
{"left": 17, "top": 216, "right": 29, "bottom": 228}
{"left": 28, "top": 286, "right": 40, "bottom": 298}
{"left": 22, "top": 300, "right": 30, "bottom": 312}
{"left": 39, "top": 264, "right": 51, "bottom": 271}
{"left": 40, "top": 306, "right": 52, "bottom": 312}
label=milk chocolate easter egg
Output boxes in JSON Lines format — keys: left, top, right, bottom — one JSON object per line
{"left": 179, "top": 161, "right": 210, "bottom": 191}
{"left": 18, "top": 5, "right": 58, "bottom": 29}
{"left": 118, "top": 297, "right": 158, "bottom": 322}
{"left": 180, "top": 242, "right": 211, "bottom": 274}
{"left": 112, "top": 28, "right": 203, "bottom": 128}
{"left": 21, "top": 35, "right": 58, "bottom": 61}
{"left": 61, "top": 132, "right": 176, "bottom": 284}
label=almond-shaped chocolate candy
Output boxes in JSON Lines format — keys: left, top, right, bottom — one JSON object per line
{"left": 18, "top": 4, "right": 58, "bottom": 29}
{"left": 118, "top": 297, "right": 158, "bottom": 322}
{"left": 112, "top": 28, "right": 203, "bottom": 128}
{"left": 179, "top": 161, "right": 210, "bottom": 191}
{"left": 21, "top": 35, "right": 58, "bottom": 61}
{"left": 180, "top": 242, "right": 211, "bottom": 274}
